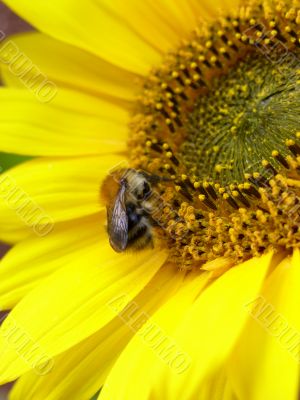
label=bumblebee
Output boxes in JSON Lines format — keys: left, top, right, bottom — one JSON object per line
{"left": 101, "top": 169, "right": 160, "bottom": 252}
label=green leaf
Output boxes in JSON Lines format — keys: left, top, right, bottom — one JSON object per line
{"left": 0, "top": 153, "right": 32, "bottom": 172}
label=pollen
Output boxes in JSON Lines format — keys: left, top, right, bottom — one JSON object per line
{"left": 129, "top": 0, "right": 300, "bottom": 269}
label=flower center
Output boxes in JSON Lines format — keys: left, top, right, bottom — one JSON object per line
{"left": 128, "top": 0, "right": 300, "bottom": 269}
{"left": 181, "top": 52, "right": 300, "bottom": 187}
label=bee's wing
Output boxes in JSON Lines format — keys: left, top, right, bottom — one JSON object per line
{"left": 107, "top": 183, "right": 128, "bottom": 252}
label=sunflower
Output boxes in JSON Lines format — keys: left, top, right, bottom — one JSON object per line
{"left": 0, "top": 0, "right": 300, "bottom": 399}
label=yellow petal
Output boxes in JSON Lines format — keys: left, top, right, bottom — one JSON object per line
{"left": 10, "top": 263, "right": 184, "bottom": 400}
{"left": 161, "top": 252, "right": 272, "bottom": 400}
{"left": 100, "top": 252, "right": 272, "bottom": 400}
{"left": 2, "top": 0, "right": 162, "bottom": 75}
{"left": 0, "top": 154, "right": 124, "bottom": 240}
{"left": 0, "top": 245, "right": 167, "bottom": 383}
{"left": 228, "top": 251, "right": 300, "bottom": 400}
{"left": 0, "top": 88, "right": 128, "bottom": 156}
{"left": 0, "top": 213, "right": 106, "bottom": 309}
{"left": 2, "top": 0, "right": 240, "bottom": 75}
{"left": 197, "top": 367, "right": 236, "bottom": 400}
{"left": 0, "top": 225, "right": 32, "bottom": 244}
{"left": 148, "top": 0, "right": 239, "bottom": 33}
{"left": 0, "top": 32, "right": 137, "bottom": 103}
{"left": 98, "top": 0, "right": 196, "bottom": 52}
{"left": 99, "top": 271, "right": 210, "bottom": 400}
